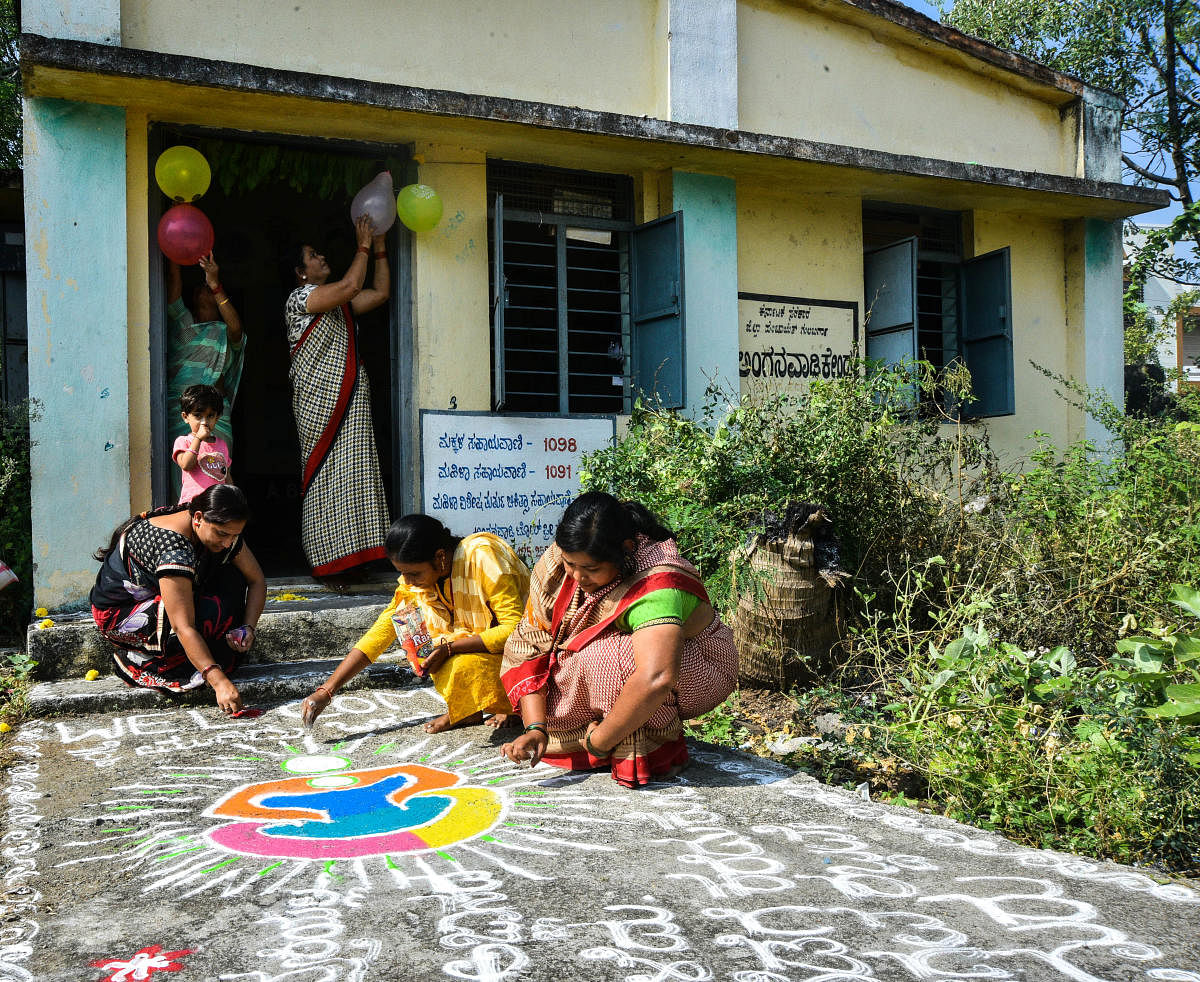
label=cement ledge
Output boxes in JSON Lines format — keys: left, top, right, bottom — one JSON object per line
{"left": 27, "top": 593, "right": 392, "bottom": 681}
{"left": 27, "top": 657, "right": 422, "bottom": 717}
{"left": 19, "top": 34, "right": 1169, "bottom": 216}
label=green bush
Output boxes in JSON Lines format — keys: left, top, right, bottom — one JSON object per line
{"left": 874, "top": 586, "right": 1200, "bottom": 871}
{"left": 580, "top": 365, "right": 995, "bottom": 612}
{"left": 584, "top": 364, "right": 1200, "bottom": 870}
{"left": 0, "top": 399, "right": 35, "bottom": 645}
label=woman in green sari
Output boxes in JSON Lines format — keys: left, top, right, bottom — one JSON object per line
{"left": 166, "top": 252, "right": 245, "bottom": 449}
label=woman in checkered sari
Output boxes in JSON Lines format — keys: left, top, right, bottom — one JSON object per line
{"left": 284, "top": 215, "right": 391, "bottom": 578}
{"left": 499, "top": 493, "right": 738, "bottom": 788}
{"left": 301, "top": 514, "right": 530, "bottom": 731}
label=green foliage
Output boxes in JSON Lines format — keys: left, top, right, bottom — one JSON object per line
{"left": 943, "top": 0, "right": 1200, "bottom": 357}
{"left": 1123, "top": 295, "right": 1175, "bottom": 366}
{"left": 877, "top": 604, "right": 1200, "bottom": 870}
{"left": 580, "top": 363, "right": 994, "bottom": 612}
{"left": 0, "top": 399, "right": 35, "bottom": 645}
{"left": 0, "top": 646, "right": 36, "bottom": 730}
{"left": 685, "top": 695, "right": 742, "bottom": 745}
{"left": 592, "top": 362, "right": 1200, "bottom": 870}
{"left": 194, "top": 139, "right": 409, "bottom": 202}
{"left": 0, "top": 0, "right": 18, "bottom": 172}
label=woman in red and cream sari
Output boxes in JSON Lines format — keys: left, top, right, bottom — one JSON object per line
{"left": 284, "top": 214, "right": 391, "bottom": 579}
{"left": 500, "top": 493, "right": 737, "bottom": 787}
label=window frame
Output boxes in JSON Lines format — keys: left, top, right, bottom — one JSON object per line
{"left": 491, "top": 201, "right": 634, "bottom": 415}
{"left": 862, "top": 204, "right": 1015, "bottom": 419}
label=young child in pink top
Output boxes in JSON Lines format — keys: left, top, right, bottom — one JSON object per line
{"left": 173, "top": 384, "right": 231, "bottom": 503}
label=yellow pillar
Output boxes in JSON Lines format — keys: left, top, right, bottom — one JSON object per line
{"left": 411, "top": 145, "right": 490, "bottom": 415}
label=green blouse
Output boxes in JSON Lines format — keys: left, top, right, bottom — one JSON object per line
{"left": 615, "top": 588, "right": 701, "bottom": 633}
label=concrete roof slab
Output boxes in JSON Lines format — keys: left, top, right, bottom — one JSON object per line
{"left": 21, "top": 34, "right": 1169, "bottom": 221}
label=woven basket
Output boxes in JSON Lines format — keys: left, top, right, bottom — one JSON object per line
{"left": 730, "top": 510, "right": 843, "bottom": 690}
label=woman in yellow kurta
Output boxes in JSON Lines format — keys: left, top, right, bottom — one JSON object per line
{"left": 300, "top": 515, "right": 530, "bottom": 732}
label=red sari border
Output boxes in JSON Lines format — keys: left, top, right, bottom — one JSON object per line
{"left": 501, "top": 652, "right": 554, "bottom": 706}
{"left": 540, "top": 735, "right": 690, "bottom": 789}
{"left": 561, "top": 569, "right": 709, "bottom": 653}
{"left": 310, "top": 544, "right": 387, "bottom": 577}
{"left": 296, "top": 303, "right": 359, "bottom": 494}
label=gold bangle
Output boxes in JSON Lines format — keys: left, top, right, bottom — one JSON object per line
{"left": 217, "top": 297, "right": 230, "bottom": 306}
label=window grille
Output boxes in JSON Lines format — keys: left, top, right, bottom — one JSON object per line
{"left": 489, "top": 161, "right": 634, "bottom": 414}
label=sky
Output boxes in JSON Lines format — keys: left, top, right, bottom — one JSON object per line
{"left": 906, "top": 0, "right": 942, "bottom": 17}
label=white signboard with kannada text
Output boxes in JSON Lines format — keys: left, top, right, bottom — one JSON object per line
{"left": 738, "top": 293, "right": 859, "bottom": 399}
{"left": 420, "top": 411, "right": 617, "bottom": 565}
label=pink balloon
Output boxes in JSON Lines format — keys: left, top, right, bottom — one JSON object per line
{"left": 157, "top": 203, "right": 214, "bottom": 265}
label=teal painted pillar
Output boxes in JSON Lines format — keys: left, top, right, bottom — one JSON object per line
{"left": 1082, "top": 218, "right": 1123, "bottom": 449}
{"left": 25, "top": 98, "right": 129, "bottom": 607}
{"left": 672, "top": 171, "right": 738, "bottom": 414}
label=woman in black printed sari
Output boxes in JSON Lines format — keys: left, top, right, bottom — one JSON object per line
{"left": 90, "top": 485, "right": 266, "bottom": 714}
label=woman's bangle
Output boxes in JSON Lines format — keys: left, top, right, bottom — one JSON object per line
{"left": 217, "top": 297, "right": 230, "bottom": 306}
{"left": 584, "top": 729, "right": 610, "bottom": 757}
{"left": 374, "top": 251, "right": 387, "bottom": 260}
{"left": 523, "top": 722, "right": 547, "bottom": 735}
{"left": 315, "top": 685, "right": 333, "bottom": 700}
{"left": 356, "top": 245, "right": 369, "bottom": 255}
{"left": 200, "top": 663, "right": 221, "bottom": 684}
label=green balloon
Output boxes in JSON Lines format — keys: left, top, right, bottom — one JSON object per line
{"left": 155, "top": 145, "right": 211, "bottom": 203}
{"left": 396, "top": 184, "right": 444, "bottom": 233}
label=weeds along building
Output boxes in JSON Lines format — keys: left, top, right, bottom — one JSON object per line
{"left": 21, "top": 0, "right": 1166, "bottom": 605}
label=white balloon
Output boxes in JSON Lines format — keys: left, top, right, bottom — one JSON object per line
{"left": 350, "top": 171, "right": 396, "bottom": 234}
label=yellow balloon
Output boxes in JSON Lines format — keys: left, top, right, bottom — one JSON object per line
{"left": 155, "top": 145, "right": 212, "bottom": 202}
{"left": 396, "top": 184, "right": 444, "bottom": 233}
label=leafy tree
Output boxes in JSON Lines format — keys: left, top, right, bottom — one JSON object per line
{"left": 0, "top": 0, "right": 15, "bottom": 172}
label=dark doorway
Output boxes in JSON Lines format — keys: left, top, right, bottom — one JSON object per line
{"left": 151, "top": 130, "right": 407, "bottom": 576}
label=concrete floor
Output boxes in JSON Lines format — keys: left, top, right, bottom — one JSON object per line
{"left": 3, "top": 686, "right": 1199, "bottom": 981}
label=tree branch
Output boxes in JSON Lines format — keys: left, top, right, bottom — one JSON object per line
{"left": 1122, "top": 153, "right": 1181, "bottom": 187}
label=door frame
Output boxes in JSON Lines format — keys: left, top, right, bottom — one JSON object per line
{"left": 146, "top": 125, "right": 415, "bottom": 519}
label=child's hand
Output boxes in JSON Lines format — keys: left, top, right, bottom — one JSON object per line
{"left": 196, "top": 422, "right": 212, "bottom": 442}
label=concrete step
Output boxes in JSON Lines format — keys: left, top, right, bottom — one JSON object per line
{"left": 27, "top": 656, "right": 424, "bottom": 717}
{"left": 27, "top": 579, "right": 398, "bottom": 681}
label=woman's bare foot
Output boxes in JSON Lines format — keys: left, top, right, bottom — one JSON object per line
{"left": 484, "top": 713, "right": 518, "bottom": 729}
{"left": 423, "top": 710, "right": 484, "bottom": 734}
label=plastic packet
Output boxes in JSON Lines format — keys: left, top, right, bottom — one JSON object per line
{"left": 225, "top": 625, "right": 251, "bottom": 647}
{"left": 392, "top": 605, "right": 433, "bottom": 677}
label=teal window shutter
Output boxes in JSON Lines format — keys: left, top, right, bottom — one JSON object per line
{"left": 961, "top": 247, "right": 1014, "bottom": 417}
{"left": 630, "top": 211, "right": 684, "bottom": 409}
{"left": 491, "top": 193, "right": 506, "bottom": 410}
{"left": 863, "top": 236, "right": 918, "bottom": 366}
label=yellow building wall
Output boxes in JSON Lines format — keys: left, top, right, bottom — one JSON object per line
{"left": 970, "top": 210, "right": 1072, "bottom": 462}
{"left": 411, "top": 145, "right": 492, "bottom": 418}
{"left": 120, "top": 0, "right": 668, "bottom": 120}
{"left": 126, "top": 110, "right": 152, "bottom": 514}
{"left": 734, "top": 188, "right": 1076, "bottom": 465}
{"left": 736, "top": 183, "right": 864, "bottom": 329}
{"left": 737, "top": 0, "right": 1075, "bottom": 177}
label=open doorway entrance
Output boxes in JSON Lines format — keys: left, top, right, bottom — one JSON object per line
{"left": 150, "top": 128, "right": 410, "bottom": 576}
